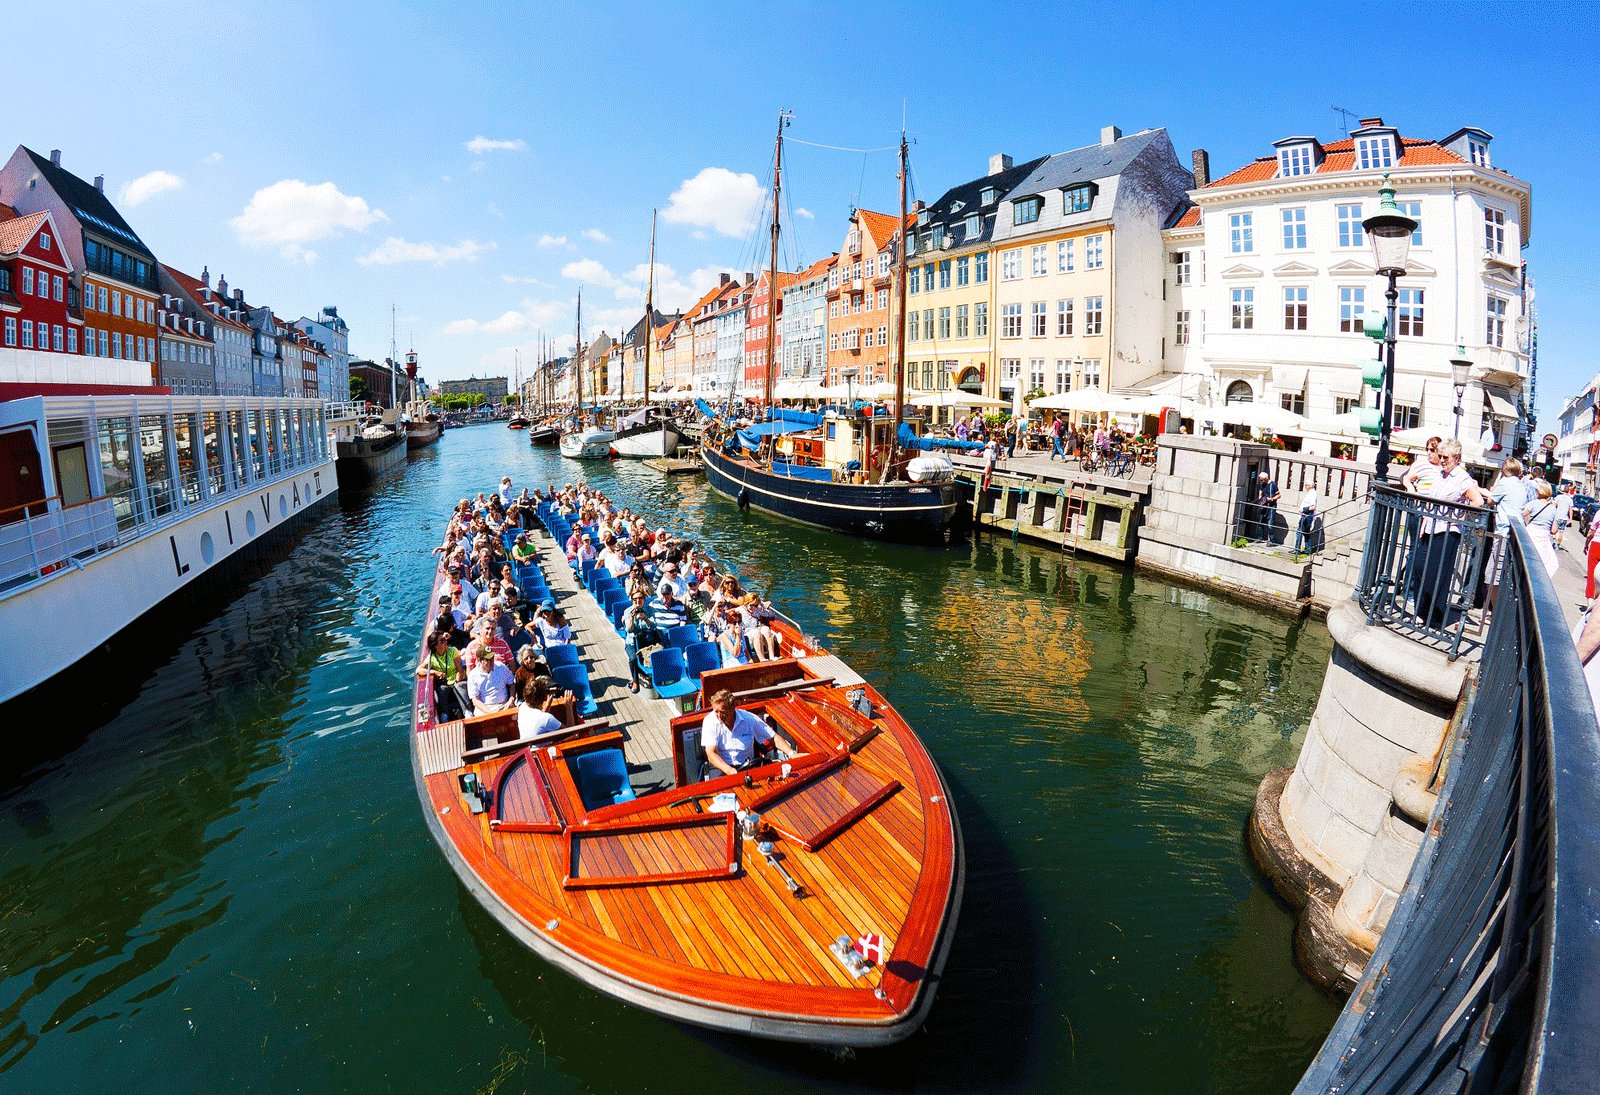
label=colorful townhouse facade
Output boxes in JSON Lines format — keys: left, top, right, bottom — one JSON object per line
{"left": 154, "top": 270, "right": 217, "bottom": 394}
{"left": 779, "top": 254, "right": 833, "bottom": 382}
{"left": 712, "top": 276, "right": 751, "bottom": 396}
{"left": 691, "top": 277, "right": 737, "bottom": 392}
{"left": 823, "top": 209, "right": 903, "bottom": 387}
{"left": 1162, "top": 117, "right": 1532, "bottom": 449}
{"left": 168, "top": 267, "right": 255, "bottom": 396}
{"left": 0, "top": 205, "right": 79, "bottom": 356}
{"left": 296, "top": 306, "right": 351, "bottom": 401}
{"left": 741, "top": 269, "right": 794, "bottom": 392}
{"left": 902, "top": 153, "right": 1045, "bottom": 399}
{"left": 989, "top": 126, "right": 1192, "bottom": 405}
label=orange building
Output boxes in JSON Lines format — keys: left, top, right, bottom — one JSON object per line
{"left": 823, "top": 208, "right": 908, "bottom": 387}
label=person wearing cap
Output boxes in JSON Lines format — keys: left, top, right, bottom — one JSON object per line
{"left": 655, "top": 561, "right": 690, "bottom": 605}
{"left": 534, "top": 601, "right": 573, "bottom": 648}
{"left": 510, "top": 533, "right": 536, "bottom": 565}
{"left": 467, "top": 642, "right": 516, "bottom": 716}
{"left": 1249, "top": 470, "right": 1280, "bottom": 542}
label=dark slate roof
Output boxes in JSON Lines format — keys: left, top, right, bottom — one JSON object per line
{"left": 21, "top": 146, "right": 154, "bottom": 258}
{"left": 916, "top": 155, "right": 1048, "bottom": 250}
{"left": 1006, "top": 129, "right": 1167, "bottom": 201}
{"left": 625, "top": 308, "right": 679, "bottom": 347}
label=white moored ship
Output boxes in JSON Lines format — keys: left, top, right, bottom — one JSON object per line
{"left": 558, "top": 425, "right": 615, "bottom": 460}
{"left": 609, "top": 405, "right": 683, "bottom": 459}
{"left": 0, "top": 390, "right": 337, "bottom": 706}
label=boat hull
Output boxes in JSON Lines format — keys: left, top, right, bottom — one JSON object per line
{"left": 334, "top": 431, "right": 407, "bottom": 486}
{"left": 702, "top": 445, "right": 956, "bottom": 542}
{"left": 406, "top": 421, "right": 442, "bottom": 449}
{"left": 559, "top": 431, "right": 616, "bottom": 460}
{"left": 610, "top": 423, "right": 683, "bottom": 459}
{"left": 528, "top": 425, "right": 560, "bottom": 447}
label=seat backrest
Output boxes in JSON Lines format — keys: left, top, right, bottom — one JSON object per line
{"left": 573, "top": 748, "right": 630, "bottom": 808}
{"left": 607, "top": 600, "right": 628, "bottom": 628}
{"left": 665, "top": 624, "right": 699, "bottom": 650}
{"left": 683, "top": 641, "right": 720, "bottom": 680}
{"left": 580, "top": 560, "right": 598, "bottom": 584}
{"left": 650, "top": 647, "right": 686, "bottom": 684}
{"left": 545, "top": 644, "right": 581, "bottom": 669}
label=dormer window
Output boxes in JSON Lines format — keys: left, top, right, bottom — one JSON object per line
{"left": 950, "top": 200, "right": 965, "bottom": 214}
{"left": 847, "top": 229, "right": 861, "bottom": 254}
{"left": 980, "top": 186, "right": 997, "bottom": 206}
{"left": 1468, "top": 137, "right": 1490, "bottom": 167}
{"left": 1063, "top": 184, "right": 1095, "bottom": 213}
{"left": 1013, "top": 197, "right": 1043, "bottom": 225}
{"left": 916, "top": 209, "right": 929, "bottom": 227}
{"left": 965, "top": 212, "right": 981, "bottom": 237}
{"left": 1355, "top": 133, "right": 1396, "bottom": 170}
{"left": 1277, "top": 143, "right": 1314, "bottom": 177}
{"left": 931, "top": 226, "right": 946, "bottom": 249}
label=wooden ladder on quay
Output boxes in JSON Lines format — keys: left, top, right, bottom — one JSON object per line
{"left": 1059, "top": 477, "right": 1091, "bottom": 560}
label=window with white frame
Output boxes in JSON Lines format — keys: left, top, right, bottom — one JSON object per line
{"left": 829, "top": 333, "right": 839, "bottom": 351}
{"left": 52, "top": 325, "right": 63, "bottom": 351}
{"left": 1339, "top": 286, "right": 1366, "bottom": 333}
{"left": 938, "top": 307, "right": 951, "bottom": 339}
{"left": 111, "top": 331, "right": 121, "bottom": 358}
{"left": 829, "top": 299, "right": 839, "bottom": 319}
{"left": 1064, "top": 185, "right": 1094, "bottom": 213}
{"left": 67, "top": 327, "right": 76, "bottom": 353}
{"left": 1030, "top": 245, "right": 1048, "bottom": 277}
{"left": 1030, "top": 301, "right": 1047, "bottom": 337}
{"left": 1231, "top": 288, "right": 1255, "bottom": 330}
{"left": 1001, "top": 358, "right": 1021, "bottom": 381}
{"left": 955, "top": 305, "right": 969, "bottom": 338}
{"left": 1486, "top": 295, "right": 1507, "bottom": 347}
{"left": 1013, "top": 197, "right": 1042, "bottom": 225}
{"left": 1173, "top": 250, "right": 1191, "bottom": 285}
{"left": 828, "top": 267, "right": 839, "bottom": 289}
{"left": 1057, "top": 299, "right": 1073, "bottom": 336}
{"left": 1082, "top": 358, "right": 1102, "bottom": 388}
{"left": 1336, "top": 203, "right": 1365, "bottom": 247}
{"left": 1398, "top": 288, "right": 1425, "bottom": 337}
{"left": 1054, "top": 359, "right": 1072, "bottom": 392}
{"left": 863, "top": 329, "right": 875, "bottom": 349}
{"left": 975, "top": 302, "right": 988, "bottom": 337}
{"left": 1175, "top": 310, "right": 1190, "bottom": 345}
{"left": 1001, "top": 303, "right": 1023, "bottom": 338}
{"left": 1084, "top": 296, "right": 1104, "bottom": 336}
{"left": 975, "top": 253, "right": 989, "bottom": 282}
{"left": 39, "top": 232, "right": 51, "bottom": 251}
{"left": 53, "top": 275, "right": 63, "bottom": 301}
{"left": 1283, "top": 286, "right": 1308, "bottom": 330}
{"left": 1281, "top": 391, "right": 1306, "bottom": 415}
{"left": 938, "top": 260, "right": 951, "bottom": 290}
{"left": 909, "top": 266, "right": 920, "bottom": 293}
{"left": 20, "top": 320, "right": 32, "bottom": 348}
{"left": 99, "top": 330, "right": 108, "bottom": 356}
{"left": 2, "top": 317, "right": 13, "bottom": 346}
{"left": 1484, "top": 208, "right": 1505, "bottom": 254}
{"left": 1391, "top": 402, "right": 1421, "bottom": 430}
{"left": 957, "top": 256, "right": 970, "bottom": 286}
{"left": 1229, "top": 213, "right": 1253, "bottom": 253}
{"left": 1400, "top": 200, "right": 1422, "bottom": 245}
{"left": 1277, "top": 144, "right": 1314, "bottom": 177}
{"left": 1028, "top": 359, "right": 1046, "bottom": 391}
{"left": 1001, "top": 250, "right": 1020, "bottom": 280}
{"left": 876, "top": 288, "right": 888, "bottom": 310}
{"left": 1335, "top": 395, "right": 1358, "bottom": 415}
{"left": 878, "top": 254, "right": 890, "bottom": 276}
{"left": 877, "top": 324, "right": 887, "bottom": 345}
{"left": 1468, "top": 138, "right": 1490, "bottom": 167}
{"left": 1085, "top": 235, "right": 1104, "bottom": 269}
{"left": 21, "top": 267, "right": 33, "bottom": 295}
{"left": 98, "top": 286, "right": 108, "bottom": 311}
{"left": 965, "top": 213, "right": 981, "bottom": 237}
{"left": 1356, "top": 134, "right": 1394, "bottom": 169}
{"left": 1281, "top": 207, "right": 1307, "bottom": 249}
{"left": 922, "top": 309, "right": 933, "bottom": 339}
{"left": 1058, "top": 239, "right": 1075, "bottom": 272}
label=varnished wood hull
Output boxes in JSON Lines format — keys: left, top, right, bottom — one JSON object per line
{"left": 408, "top": 519, "right": 963, "bottom": 1046}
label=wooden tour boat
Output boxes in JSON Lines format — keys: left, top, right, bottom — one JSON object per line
{"left": 409, "top": 504, "right": 963, "bottom": 1045}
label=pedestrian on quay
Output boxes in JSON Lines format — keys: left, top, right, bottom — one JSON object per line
{"left": 1410, "top": 438, "right": 1487, "bottom": 627}
{"left": 1049, "top": 415, "right": 1066, "bottom": 461}
{"left": 1523, "top": 480, "right": 1561, "bottom": 579}
{"left": 1295, "top": 489, "right": 1321, "bottom": 555}
{"left": 1485, "top": 456, "right": 1531, "bottom": 609}
{"left": 981, "top": 436, "right": 998, "bottom": 493}
{"left": 1004, "top": 417, "right": 1019, "bottom": 460}
{"left": 1250, "top": 470, "right": 1280, "bottom": 541}
{"left": 1553, "top": 484, "right": 1574, "bottom": 549}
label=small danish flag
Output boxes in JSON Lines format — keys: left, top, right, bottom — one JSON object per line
{"left": 853, "top": 931, "right": 885, "bottom": 965}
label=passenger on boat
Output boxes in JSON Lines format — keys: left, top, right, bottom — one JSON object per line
{"left": 624, "top": 562, "right": 654, "bottom": 602}
{"left": 484, "top": 602, "right": 516, "bottom": 644}
{"left": 474, "top": 579, "right": 503, "bottom": 616}
{"left": 704, "top": 602, "right": 744, "bottom": 662}
{"left": 738, "top": 596, "right": 781, "bottom": 661}
{"left": 467, "top": 645, "right": 517, "bottom": 716}
{"left": 712, "top": 574, "right": 746, "bottom": 608}
{"left": 513, "top": 643, "right": 550, "bottom": 697}
{"left": 648, "top": 585, "right": 688, "bottom": 630}
{"left": 506, "top": 610, "right": 539, "bottom": 659}
{"left": 621, "top": 589, "right": 663, "bottom": 694}
{"left": 702, "top": 690, "right": 794, "bottom": 778}
{"left": 573, "top": 535, "right": 597, "bottom": 568}
{"left": 598, "top": 536, "right": 634, "bottom": 580}
{"left": 655, "top": 561, "right": 691, "bottom": 604}
{"left": 417, "top": 631, "right": 471, "bottom": 722}
{"left": 518, "top": 677, "right": 562, "bottom": 736}
{"left": 464, "top": 624, "right": 514, "bottom": 671}
{"left": 443, "top": 588, "right": 473, "bottom": 636}
{"left": 534, "top": 602, "right": 573, "bottom": 648}
{"left": 498, "top": 476, "right": 515, "bottom": 509}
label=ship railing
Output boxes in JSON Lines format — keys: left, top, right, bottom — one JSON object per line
{"left": 324, "top": 399, "right": 368, "bottom": 421}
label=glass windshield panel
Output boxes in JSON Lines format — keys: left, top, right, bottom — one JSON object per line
{"left": 202, "top": 411, "right": 226, "bottom": 497}
{"left": 138, "top": 414, "right": 174, "bottom": 520}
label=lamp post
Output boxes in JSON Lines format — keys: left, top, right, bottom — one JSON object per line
{"left": 1362, "top": 175, "right": 1418, "bottom": 483}
{"left": 1450, "top": 345, "right": 1472, "bottom": 441}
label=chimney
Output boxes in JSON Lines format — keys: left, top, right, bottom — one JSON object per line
{"left": 1192, "top": 149, "right": 1211, "bottom": 188}
{"left": 1100, "top": 125, "right": 1122, "bottom": 145}
{"left": 1358, "top": 116, "right": 1385, "bottom": 128}
{"left": 913, "top": 199, "right": 925, "bottom": 214}
{"left": 49, "top": 149, "right": 61, "bottom": 167}
{"left": 200, "top": 266, "right": 210, "bottom": 287}
{"left": 218, "top": 274, "right": 228, "bottom": 297}
{"left": 93, "top": 174, "right": 104, "bottom": 192}
{"left": 233, "top": 288, "right": 243, "bottom": 303}
{"left": 719, "top": 272, "right": 730, "bottom": 286}
{"left": 988, "top": 153, "right": 1013, "bottom": 174}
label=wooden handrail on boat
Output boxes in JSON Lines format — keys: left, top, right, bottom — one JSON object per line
{"left": 461, "top": 718, "right": 610, "bottom": 764}
{"left": 561, "top": 812, "right": 739, "bottom": 890}
{"left": 487, "top": 750, "right": 567, "bottom": 834}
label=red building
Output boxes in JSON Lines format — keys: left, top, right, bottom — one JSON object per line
{"left": 0, "top": 205, "right": 81, "bottom": 354}
{"left": 741, "top": 268, "right": 795, "bottom": 393}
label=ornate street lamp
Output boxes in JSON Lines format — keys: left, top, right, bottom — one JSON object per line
{"left": 1450, "top": 346, "right": 1473, "bottom": 441}
{"left": 1363, "top": 175, "right": 1418, "bottom": 482}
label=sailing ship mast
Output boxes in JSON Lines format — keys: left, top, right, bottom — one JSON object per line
{"left": 389, "top": 303, "right": 398, "bottom": 410}
{"left": 643, "top": 209, "right": 656, "bottom": 406}
{"left": 763, "top": 110, "right": 790, "bottom": 412}
{"left": 891, "top": 130, "right": 909, "bottom": 441}
{"left": 575, "top": 290, "right": 584, "bottom": 421}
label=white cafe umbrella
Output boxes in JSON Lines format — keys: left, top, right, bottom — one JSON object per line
{"left": 1030, "top": 386, "right": 1117, "bottom": 413}
{"left": 1198, "top": 401, "right": 1309, "bottom": 433}
{"left": 910, "top": 390, "right": 1008, "bottom": 409}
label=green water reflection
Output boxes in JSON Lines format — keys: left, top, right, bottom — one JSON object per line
{"left": 0, "top": 425, "right": 1338, "bottom": 1092}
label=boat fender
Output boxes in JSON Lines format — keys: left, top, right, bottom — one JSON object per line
{"left": 737, "top": 486, "right": 750, "bottom": 514}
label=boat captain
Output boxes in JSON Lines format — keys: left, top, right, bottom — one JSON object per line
{"left": 701, "top": 690, "right": 795, "bottom": 779}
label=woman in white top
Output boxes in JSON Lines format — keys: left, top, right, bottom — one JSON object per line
{"left": 1485, "top": 457, "right": 1531, "bottom": 606}
{"left": 534, "top": 603, "right": 573, "bottom": 647}
{"left": 738, "top": 595, "right": 781, "bottom": 661}
{"left": 517, "top": 677, "right": 562, "bottom": 738}
{"left": 1522, "top": 479, "right": 1561, "bottom": 579}
{"left": 1411, "top": 439, "right": 1485, "bottom": 628}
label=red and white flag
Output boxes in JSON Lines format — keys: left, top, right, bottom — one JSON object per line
{"left": 853, "top": 932, "right": 885, "bottom": 965}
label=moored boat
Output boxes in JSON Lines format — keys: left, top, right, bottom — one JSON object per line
{"left": 558, "top": 426, "right": 615, "bottom": 460}
{"left": 329, "top": 402, "right": 406, "bottom": 486}
{"left": 508, "top": 414, "right": 530, "bottom": 430}
{"left": 610, "top": 405, "right": 683, "bottom": 459}
{"left": 409, "top": 492, "right": 962, "bottom": 1045}
{"left": 528, "top": 421, "right": 560, "bottom": 447}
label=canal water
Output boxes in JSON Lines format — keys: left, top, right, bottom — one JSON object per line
{"left": 0, "top": 424, "right": 1340, "bottom": 1093}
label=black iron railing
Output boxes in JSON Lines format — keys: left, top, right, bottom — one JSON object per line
{"left": 1296, "top": 525, "right": 1600, "bottom": 1093}
{"left": 1354, "top": 484, "right": 1492, "bottom": 659}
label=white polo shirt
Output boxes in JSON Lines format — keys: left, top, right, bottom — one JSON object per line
{"left": 701, "top": 708, "right": 773, "bottom": 769}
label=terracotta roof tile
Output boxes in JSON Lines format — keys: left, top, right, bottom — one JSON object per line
{"left": 1174, "top": 207, "right": 1200, "bottom": 228}
{"left": 162, "top": 264, "right": 253, "bottom": 331}
{"left": 858, "top": 208, "right": 903, "bottom": 250}
{"left": 0, "top": 210, "right": 52, "bottom": 256}
{"left": 1206, "top": 136, "right": 1469, "bottom": 189}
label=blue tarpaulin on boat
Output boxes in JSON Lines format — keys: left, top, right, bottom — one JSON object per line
{"left": 694, "top": 398, "right": 719, "bottom": 420}
{"left": 733, "top": 411, "right": 824, "bottom": 451}
{"left": 897, "top": 423, "right": 984, "bottom": 452}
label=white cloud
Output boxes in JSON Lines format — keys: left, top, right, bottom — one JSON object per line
{"left": 662, "top": 167, "right": 766, "bottom": 238}
{"left": 690, "top": 230, "right": 707, "bottom": 240}
{"left": 471, "top": 161, "right": 487, "bottom": 173}
{"left": 231, "top": 179, "right": 387, "bottom": 262}
{"left": 203, "top": 152, "right": 224, "bottom": 165}
{"left": 581, "top": 228, "right": 611, "bottom": 244}
{"left": 444, "top": 310, "right": 536, "bottom": 336}
{"left": 119, "top": 170, "right": 183, "bottom": 207}
{"left": 537, "top": 234, "right": 573, "bottom": 250}
{"left": 466, "top": 135, "right": 527, "bottom": 154}
{"left": 357, "top": 237, "right": 495, "bottom": 266}
{"left": 500, "top": 274, "right": 548, "bottom": 287}
{"left": 560, "top": 258, "right": 722, "bottom": 311}
{"left": 795, "top": 207, "right": 815, "bottom": 220}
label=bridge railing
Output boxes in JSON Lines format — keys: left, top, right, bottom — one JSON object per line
{"left": 1296, "top": 524, "right": 1600, "bottom": 1093}
{"left": 1354, "top": 483, "right": 1492, "bottom": 659}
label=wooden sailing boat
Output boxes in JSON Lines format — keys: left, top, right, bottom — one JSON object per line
{"left": 613, "top": 210, "right": 685, "bottom": 459}
{"left": 699, "top": 115, "right": 957, "bottom": 542}
{"left": 560, "top": 289, "right": 615, "bottom": 459}
{"left": 409, "top": 500, "right": 963, "bottom": 1045}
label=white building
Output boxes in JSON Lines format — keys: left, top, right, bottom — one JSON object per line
{"left": 1161, "top": 118, "right": 1532, "bottom": 451}
{"left": 296, "top": 306, "right": 350, "bottom": 401}
{"left": 989, "top": 126, "right": 1192, "bottom": 407}
{"left": 1554, "top": 378, "right": 1597, "bottom": 490}
{"left": 780, "top": 255, "right": 832, "bottom": 380}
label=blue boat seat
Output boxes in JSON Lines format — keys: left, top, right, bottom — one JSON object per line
{"left": 580, "top": 559, "right": 598, "bottom": 587}
{"left": 683, "top": 641, "right": 721, "bottom": 683}
{"left": 664, "top": 624, "right": 700, "bottom": 650}
{"left": 572, "top": 748, "right": 635, "bottom": 810}
{"left": 648, "top": 648, "right": 700, "bottom": 700}
{"left": 544, "top": 644, "right": 581, "bottom": 670}
{"left": 551, "top": 664, "right": 598, "bottom": 717}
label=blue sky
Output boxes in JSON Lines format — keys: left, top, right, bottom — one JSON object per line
{"left": 7, "top": 1, "right": 1596, "bottom": 424}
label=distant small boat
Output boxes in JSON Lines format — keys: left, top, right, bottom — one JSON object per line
{"left": 560, "top": 426, "right": 616, "bottom": 460}
{"left": 611, "top": 405, "right": 683, "bottom": 459}
{"left": 508, "top": 414, "right": 530, "bottom": 430}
